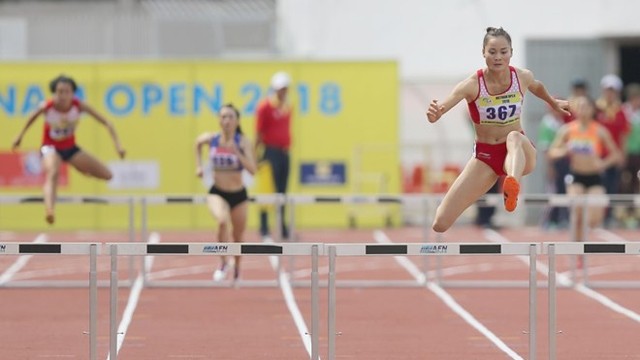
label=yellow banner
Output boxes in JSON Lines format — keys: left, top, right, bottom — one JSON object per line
{"left": 0, "top": 61, "right": 399, "bottom": 230}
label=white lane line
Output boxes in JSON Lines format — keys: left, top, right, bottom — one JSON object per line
{"left": 484, "top": 229, "right": 640, "bottom": 324}
{"left": 289, "top": 261, "right": 508, "bottom": 280}
{"left": 147, "top": 260, "right": 267, "bottom": 281}
{"left": 11, "top": 264, "right": 111, "bottom": 280}
{"left": 264, "top": 238, "right": 316, "bottom": 359}
{"left": 594, "top": 228, "right": 630, "bottom": 243}
{"left": 106, "top": 232, "right": 160, "bottom": 360}
{"left": 0, "top": 233, "right": 47, "bottom": 285}
{"left": 374, "top": 230, "right": 524, "bottom": 360}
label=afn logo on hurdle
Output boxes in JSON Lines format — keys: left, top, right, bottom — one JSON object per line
{"left": 203, "top": 245, "right": 228, "bottom": 254}
{"left": 420, "top": 244, "right": 448, "bottom": 254}
{"left": 0, "top": 244, "right": 6, "bottom": 253}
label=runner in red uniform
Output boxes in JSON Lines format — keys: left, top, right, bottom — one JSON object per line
{"left": 11, "top": 75, "right": 126, "bottom": 224}
{"left": 426, "top": 27, "right": 569, "bottom": 232}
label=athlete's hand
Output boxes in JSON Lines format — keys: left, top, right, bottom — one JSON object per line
{"left": 195, "top": 166, "right": 203, "bottom": 178}
{"left": 553, "top": 99, "right": 571, "bottom": 117}
{"left": 426, "top": 100, "right": 445, "bottom": 123}
{"left": 116, "top": 147, "right": 126, "bottom": 159}
{"left": 11, "top": 136, "right": 22, "bottom": 151}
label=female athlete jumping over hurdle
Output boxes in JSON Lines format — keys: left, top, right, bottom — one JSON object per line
{"left": 548, "top": 96, "right": 621, "bottom": 248}
{"left": 11, "top": 74, "right": 126, "bottom": 225}
{"left": 426, "top": 27, "right": 570, "bottom": 232}
{"left": 195, "top": 103, "right": 257, "bottom": 282}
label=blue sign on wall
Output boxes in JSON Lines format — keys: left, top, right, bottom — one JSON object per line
{"left": 300, "top": 162, "right": 346, "bottom": 185}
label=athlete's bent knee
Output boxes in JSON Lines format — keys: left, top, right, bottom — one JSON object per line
{"left": 506, "top": 131, "right": 524, "bottom": 146}
{"left": 432, "top": 218, "right": 451, "bottom": 233}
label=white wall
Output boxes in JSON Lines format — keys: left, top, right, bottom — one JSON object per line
{"left": 278, "top": 0, "right": 640, "bottom": 226}
{"left": 277, "top": 0, "right": 640, "bottom": 80}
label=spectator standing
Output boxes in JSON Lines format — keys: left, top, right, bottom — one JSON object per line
{"left": 255, "top": 72, "right": 293, "bottom": 240}
{"left": 595, "top": 74, "right": 630, "bottom": 226}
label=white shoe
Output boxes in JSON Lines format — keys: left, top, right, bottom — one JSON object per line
{"left": 213, "top": 268, "right": 227, "bottom": 281}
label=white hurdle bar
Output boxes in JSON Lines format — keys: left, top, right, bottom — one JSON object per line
{"left": 134, "top": 193, "right": 640, "bottom": 290}
{"left": 0, "top": 242, "right": 100, "bottom": 360}
{"left": 325, "top": 242, "right": 540, "bottom": 360}
{"left": 544, "top": 242, "right": 640, "bottom": 360}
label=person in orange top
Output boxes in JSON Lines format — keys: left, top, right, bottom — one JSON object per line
{"left": 11, "top": 75, "right": 126, "bottom": 225}
{"left": 549, "top": 96, "right": 621, "bottom": 249}
{"left": 426, "top": 27, "right": 569, "bottom": 232}
{"left": 255, "top": 71, "right": 292, "bottom": 239}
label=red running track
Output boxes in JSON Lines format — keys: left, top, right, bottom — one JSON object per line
{"left": 0, "top": 226, "right": 639, "bottom": 359}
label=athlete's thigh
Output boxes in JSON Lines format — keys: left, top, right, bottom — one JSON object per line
{"left": 206, "top": 195, "right": 230, "bottom": 223}
{"left": 586, "top": 185, "right": 606, "bottom": 225}
{"left": 521, "top": 136, "right": 537, "bottom": 175}
{"left": 230, "top": 202, "right": 249, "bottom": 235}
{"left": 41, "top": 150, "right": 62, "bottom": 174}
{"left": 437, "top": 159, "right": 499, "bottom": 219}
{"left": 567, "top": 183, "right": 586, "bottom": 218}
{"left": 68, "top": 150, "right": 111, "bottom": 179}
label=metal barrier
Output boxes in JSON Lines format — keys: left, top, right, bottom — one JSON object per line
{"left": 326, "top": 242, "right": 540, "bottom": 360}
{"left": 2, "top": 192, "right": 639, "bottom": 291}
{"left": 2, "top": 240, "right": 638, "bottom": 359}
{"left": 544, "top": 242, "right": 640, "bottom": 360}
{"left": 0, "top": 242, "right": 100, "bottom": 360}
{"left": 104, "top": 242, "right": 321, "bottom": 360}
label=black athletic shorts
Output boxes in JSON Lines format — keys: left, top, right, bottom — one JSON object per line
{"left": 41, "top": 145, "right": 81, "bottom": 162}
{"left": 208, "top": 185, "right": 248, "bottom": 209}
{"left": 566, "top": 173, "right": 603, "bottom": 188}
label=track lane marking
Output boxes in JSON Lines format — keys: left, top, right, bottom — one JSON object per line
{"left": 374, "top": 230, "right": 524, "bottom": 360}
{"left": 264, "top": 237, "right": 318, "bottom": 359}
{"left": 0, "top": 233, "right": 47, "bottom": 285}
{"left": 106, "top": 232, "right": 159, "bottom": 360}
{"left": 484, "top": 229, "right": 640, "bottom": 324}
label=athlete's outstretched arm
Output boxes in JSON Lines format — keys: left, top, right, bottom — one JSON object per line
{"left": 235, "top": 136, "right": 257, "bottom": 175}
{"left": 426, "top": 77, "right": 475, "bottom": 123}
{"left": 12, "top": 105, "right": 45, "bottom": 150}
{"left": 599, "top": 126, "right": 622, "bottom": 170}
{"left": 522, "top": 69, "right": 570, "bottom": 116}
{"left": 194, "top": 132, "right": 214, "bottom": 178}
{"left": 81, "top": 102, "right": 126, "bottom": 159}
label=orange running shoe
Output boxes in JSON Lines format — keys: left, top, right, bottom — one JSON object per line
{"left": 503, "top": 176, "right": 520, "bottom": 212}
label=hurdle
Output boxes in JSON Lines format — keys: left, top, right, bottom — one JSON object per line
{"left": 326, "top": 242, "right": 540, "bottom": 360}
{"left": 545, "top": 241, "right": 640, "bottom": 360}
{"left": 105, "top": 242, "right": 322, "bottom": 360}
{"left": 0, "top": 242, "right": 100, "bottom": 360}
{"left": 0, "top": 195, "right": 137, "bottom": 288}
{"left": 282, "top": 193, "right": 640, "bottom": 290}
{"left": 138, "top": 194, "right": 289, "bottom": 287}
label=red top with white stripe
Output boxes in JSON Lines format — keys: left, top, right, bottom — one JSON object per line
{"left": 42, "top": 98, "right": 82, "bottom": 149}
{"left": 467, "top": 66, "right": 524, "bottom": 126}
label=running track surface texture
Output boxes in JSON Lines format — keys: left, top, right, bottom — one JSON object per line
{"left": 0, "top": 226, "right": 639, "bottom": 359}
